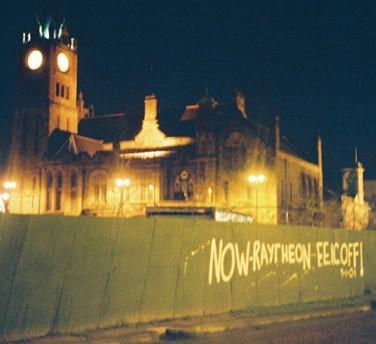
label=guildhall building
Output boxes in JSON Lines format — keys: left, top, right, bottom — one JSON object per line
{"left": 7, "top": 18, "right": 323, "bottom": 224}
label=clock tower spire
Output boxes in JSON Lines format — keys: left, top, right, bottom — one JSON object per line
{"left": 10, "top": 16, "right": 79, "bottom": 169}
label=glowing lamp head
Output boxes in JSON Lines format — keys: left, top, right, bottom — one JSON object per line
{"left": 57, "top": 52, "right": 69, "bottom": 72}
{"left": 1, "top": 192, "right": 10, "bottom": 201}
{"left": 115, "top": 178, "right": 131, "bottom": 187}
{"left": 248, "top": 174, "right": 266, "bottom": 184}
{"left": 3, "top": 181, "right": 16, "bottom": 190}
{"left": 26, "top": 49, "right": 43, "bottom": 70}
{"left": 248, "top": 175, "right": 257, "bottom": 184}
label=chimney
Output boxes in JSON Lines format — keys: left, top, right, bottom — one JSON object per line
{"left": 235, "top": 91, "right": 246, "bottom": 118}
{"left": 144, "top": 93, "right": 157, "bottom": 121}
{"left": 135, "top": 93, "right": 165, "bottom": 146}
{"left": 275, "top": 115, "right": 280, "bottom": 151}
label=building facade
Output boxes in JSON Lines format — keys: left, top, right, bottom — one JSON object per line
{"left": 6, "top": 19, "right": 323, "bottom": 224}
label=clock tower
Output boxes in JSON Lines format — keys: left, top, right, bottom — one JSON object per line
{"left": 10, "top": 17, "right": 79, "bottom": 168}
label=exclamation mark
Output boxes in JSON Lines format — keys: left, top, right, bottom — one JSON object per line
{"left": 360, "top": 242, "right": 364, "bottom": 277}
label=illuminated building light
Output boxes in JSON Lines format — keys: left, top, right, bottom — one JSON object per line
{"left": 248, "top": 174, "right": 266, "bottom": 184}
{"left": 115, "top": 178, "right": 131, "bottom": 187}
{"left": 3, "top": 181, "right": 16, "bottom": 190}
{"left": 120, "top": 137, "right": 194, "bottom": 151}
{"left": 1, "top": 192, "right": 10, "bottom": 201}
{"left": 120, "top": 150, "right": 173, "bottom": 159}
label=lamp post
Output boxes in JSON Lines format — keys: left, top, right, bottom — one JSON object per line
{"left": 115, "top": 178, "right": 130, "bottom": 216}
{"left": 248, "top": 174, "right": 265, "bottom": 223}
{"left": 2, "top": 181, "right": 17, "bottom": 213}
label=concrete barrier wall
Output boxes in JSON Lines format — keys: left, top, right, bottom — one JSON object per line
{"left": 0, "top": 214, "right": 375, "bottom": 341}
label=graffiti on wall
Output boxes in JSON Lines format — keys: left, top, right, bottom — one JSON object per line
{"left": 208, "top": 238, "right": 364, "bottom": 285}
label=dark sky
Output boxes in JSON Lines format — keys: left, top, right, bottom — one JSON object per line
{"left": 0, "top": 0, "right": 376, "bottom": 192}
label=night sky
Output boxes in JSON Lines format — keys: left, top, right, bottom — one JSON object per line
{"left": 0, "top": 0, "right": 375, "bottom": 192}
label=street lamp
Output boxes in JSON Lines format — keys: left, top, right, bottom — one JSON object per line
{"left": 3, "top": 181, "right": 16, "bottom": 190}
{"left": 115, "top": 178, "right": 131, "bottom": 216}
{"left": 208, "top": 187, "right": 213, "bottom": 204}
{"left": 248, "top": 174, "right": 266, "bottom": 223}
{"left": 1, "top": 180, "right": 17, "bottom": 213}
{"left": 115, "top": 178, "right": 130, "bottom": 187}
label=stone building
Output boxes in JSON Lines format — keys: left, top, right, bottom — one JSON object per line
{"left": 6, "top": 18, "right": 323, "bottom": 224}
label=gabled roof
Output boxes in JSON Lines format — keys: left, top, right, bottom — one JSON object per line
{"left": 279, "top": 134, "right": 317, "bottom": 164}
{"left": 78, "top": 109, "right": 195, "bottom": 142}
{"left": 180, "top": 99, "right": 317, "bottom": 164}
{"left": 78, "top": 96, "right": 317, "bottom": 165}
{"left": 78, "top": 113, "right": 136, "bottom": 142}
{"left": 47, "top": 129, "right": 104, "bottom": 159}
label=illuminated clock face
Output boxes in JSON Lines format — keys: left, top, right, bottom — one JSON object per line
{"left": 57, "top": 52, "right": 69, "bottom": 72}
{"left": 26, "top": 49, "right": 43, "bottom": 70}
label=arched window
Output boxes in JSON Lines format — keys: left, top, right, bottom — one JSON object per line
{"left": 307, "top": 176, "right": 313, "bottom": 196}
{"left": 70, "top": 171, "right": 78, "bottom": 210}
{"left": 55, "top": 172, "right": 63, "bottom": 211}
{"left": 300, "top": 173, "right": 307, "bottom": 199}
{"left": 174, "top": 170, "right": 194, "bottom": 201}
{"left": 224, "top": 132, "right": 247, "bottom": 170}
{"left": 46, "top": 172, "right": 53, "bottom": 211}
{"left": 313, "top": 179, "right": 319, "bottom": 201}
{"left": 91, "top": 171, "right": 107, "bottom": 204}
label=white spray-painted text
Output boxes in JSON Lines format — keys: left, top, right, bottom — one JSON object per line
{"left": 208, "top": 238, "right": 364, "bottom": 285}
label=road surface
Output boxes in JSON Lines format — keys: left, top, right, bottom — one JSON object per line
{"left": 168, "top": 310, "right": 376, "bottom": 344}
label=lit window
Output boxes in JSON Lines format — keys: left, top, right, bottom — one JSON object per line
{"left": 174, "top": 171, "right": 194, "bottom": 200}
{"left": 92, "top": 172, "right": 107, "bottom": 204}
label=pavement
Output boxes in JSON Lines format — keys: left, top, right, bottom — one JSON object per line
{"left": 15, "top": 297, "right": 374, "bottom": 343}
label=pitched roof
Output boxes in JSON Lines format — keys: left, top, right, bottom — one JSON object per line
{"left": 47, "top": 129, "right": 104, "bottom": 158}
{"left": 279, "top": 134, "right": 317, "bottom": 163}
{"left": 78, "top": 109, "right": 195, "bottom": 142}
{"left": 77, "top": 99, "right": 317, "bottom": 165}
{"left": 78, "top": 113, "right": 136, "bottom": 142}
